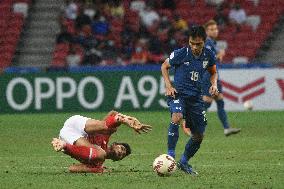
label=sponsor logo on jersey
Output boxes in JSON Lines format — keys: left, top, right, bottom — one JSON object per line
{"left": 170, "top": 52, "right": 174, "bottom": 59}
{"left": 203, "top": 61, "right": 208, "bottom": 68}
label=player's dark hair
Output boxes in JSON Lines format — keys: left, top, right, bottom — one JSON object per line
{"left": 110, "top": 142, "right": 132, "bottom": 161}
{"left": 189, "top": 25, "right": 207, "bottom": 41}
{"left": 116, "top": 142, "right": 131, "bottom": 156}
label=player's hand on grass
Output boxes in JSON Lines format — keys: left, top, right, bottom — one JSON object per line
{"left": 51, "top": 138, "right": 66, "bottom": 152}
{"left": 209, "top": 85, "right": 219, "bottom": 97}
{"left": 166, "top": 85, "right": 177, "bottom": 98}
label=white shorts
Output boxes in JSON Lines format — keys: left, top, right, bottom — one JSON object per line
{"left": 59, "top": 115, "right": 91, "bottom": 144}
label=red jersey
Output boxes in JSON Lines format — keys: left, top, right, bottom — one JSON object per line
{"left": 87, "top": 134, "right": 110, "bottom": 151}
{"left": 86, "top": 134, "right": 110, "bottom": 167}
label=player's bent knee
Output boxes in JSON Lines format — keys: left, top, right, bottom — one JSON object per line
{"left": 203, "top": 96, "right": 213, "bottom": 103}
{"left": 171, "top": 113, "right": 183, "bottom": 124}
{"left": 215, "top": 93, "right": 224, "bottom": 100}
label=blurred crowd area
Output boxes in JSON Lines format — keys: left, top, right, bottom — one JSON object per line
{"left": 54, "top": 0, "right": 282, "bottom": 67}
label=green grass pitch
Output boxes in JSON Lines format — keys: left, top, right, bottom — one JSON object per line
{"left": 0, "top": 111, "right": 283, "bottom": 189}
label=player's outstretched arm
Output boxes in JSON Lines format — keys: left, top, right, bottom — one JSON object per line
{"left": 84, "top": 111, "right": 151, "bottom": 135}
{"left": 84, "top": 110, "right": 120, "bottom": 135}
{"left": 115, "top": 113, "right": 152, "bottom": 134}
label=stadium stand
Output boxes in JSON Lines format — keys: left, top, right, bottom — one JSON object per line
{"left": 0, "top": 0, "right": 31, "bottom": 70}
{"left": 1, "top": 0, "right": 284, "bottom": 69}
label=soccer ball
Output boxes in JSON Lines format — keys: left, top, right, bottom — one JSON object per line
{"left": 243, "top": 100, "right": 253, "bottom": 110}
{"left": 153, "top": 154, "right": 177, "bottom": 176}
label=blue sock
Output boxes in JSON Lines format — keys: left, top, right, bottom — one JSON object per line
{"left": 216, "top": 99, "right": 230, "bottom": 129}
{"left": 167, "top": 122, "right": 179, "bottom": 158}
{"left": 204, "top": 101, "right": 212, "bottom": 110}
{"left": 180, "top": 137, "right": 202, "bottom": 164}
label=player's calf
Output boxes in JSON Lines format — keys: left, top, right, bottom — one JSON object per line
{"left": 167, "top": 113, "right": 183, "bottom": 158}
{"left": 202, "top": 96, "right": 213, "bottom": 110}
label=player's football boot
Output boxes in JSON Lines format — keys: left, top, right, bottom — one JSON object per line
{"left": 167, "top": 150, "right": 175, "bottom": 159}
{"left": 51, "top": 138, "right": 66, "bottom": 152}
{"left": 224, "top": 127, "right": 241, "bottom": 136}
{"left": 177, "top": 161, "right": 198, "bottom": 175}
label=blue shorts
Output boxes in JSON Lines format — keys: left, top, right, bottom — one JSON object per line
{"left": 167, "top": 96, "right": 185, "bottom": 115}
{"left": 167, "top": 95, "right": 207, "bottom": 135}
{"left": 201, "top": 72, "right": 223, "bottom": 96}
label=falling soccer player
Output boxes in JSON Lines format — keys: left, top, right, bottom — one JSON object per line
{"left": 51, "top": 111, "right": 151, "bottom": 173}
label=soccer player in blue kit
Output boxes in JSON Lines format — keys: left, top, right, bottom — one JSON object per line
{"left": 202, "top": 20, "right": 240, "bottom": 136}
{"left": 161, "top": 26, "right": 219, "bottom": 175}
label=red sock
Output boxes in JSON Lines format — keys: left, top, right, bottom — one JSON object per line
{"left": 105, "top": 115, "right": 121, "bottom": 128}
{"left": 64, "top": 144, "right": 97, "bottom": 164}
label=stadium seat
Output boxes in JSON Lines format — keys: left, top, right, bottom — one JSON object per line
{"left": 13, "top": 2, "right": 29, "bottom": 17}
{"left": 158, "top": 9, "right": 173, "bottom": 21}
{"left": 51, "top": 43, "right": 70, "bottom": 67}
{"left": 110, "top": 18, "right": 124, "bottom": 33}
{"left": 46, "top": 0, "right": 283, "bottom": 65}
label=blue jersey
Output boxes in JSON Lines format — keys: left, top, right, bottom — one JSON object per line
{"left": 202, "top": 37, "right": 222, "bottom": 96}
{"left": 205, "top": 37, "right": 218, "bottom": 56}
{"left": 205, "top": 37, "right": 220, "bottom": 69}
{"left": 169, "top": 46, "right": 216, "bottom": 97}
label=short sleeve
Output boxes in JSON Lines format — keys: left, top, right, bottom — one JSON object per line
{"left": 205, "top": 44, "right": 212, "bottom": 51}
{"left": 207, "top": 49, "right": 216, "bottom": 68}
{"left": 168, "top": 47, "right": 187, "bottom": 66}
{"left": 205, "top": 39, "right": 218, "bottom": 55}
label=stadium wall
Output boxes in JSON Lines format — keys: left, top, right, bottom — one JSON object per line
{"left": 0, "top": 68, "right": 283, "bottom": 113}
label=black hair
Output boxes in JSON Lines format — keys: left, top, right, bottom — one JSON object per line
{"left": 109, "top": 142, "right": 132, "bottom": 161}
{"left": 189, "top": 25, "right": 207, "bottom": 41}
{"left": 116, "top": 142, "right": 131, "bottom": 156}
